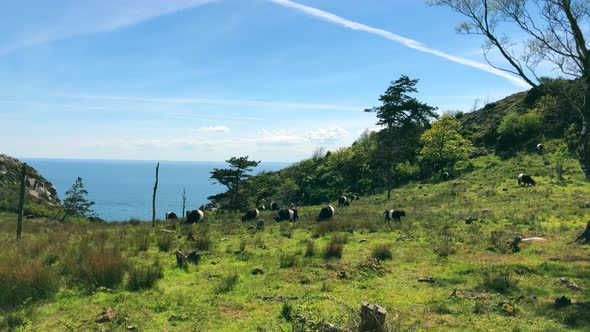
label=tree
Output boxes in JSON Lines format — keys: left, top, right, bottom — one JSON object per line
{"left": 61, "top": 177, "right": 96, "bottom": 222}
{"left": 365, "top": 75, "right": 438, "bottom": 198}
{"left": 209, "top": 156, "right": 260, "bottom": 210}
{"left": 430, "top": 0, "right": 590, "bottom": 180}
{"left": 420, "top": 114, "right": 474, "bottom": 171}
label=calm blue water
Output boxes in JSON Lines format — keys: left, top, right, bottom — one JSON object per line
{"left": 22, "top": 159, "right": 289, "bottom": 221}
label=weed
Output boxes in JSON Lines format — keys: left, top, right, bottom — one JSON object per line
{"left": 134, "top": 230, "right": 151, "bottom": 252}
{"left": 280, "top": 302, "right": 293, "bottom": 321}
{"left": 323, "top": 236, "right": 344, "bottom": 259}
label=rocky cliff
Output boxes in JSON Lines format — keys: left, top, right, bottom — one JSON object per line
{"left": 0, "top": 154, "right": 61, "bottom": 209}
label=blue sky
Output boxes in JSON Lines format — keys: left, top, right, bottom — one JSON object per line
{"left": 0, "top": 0, "right": 529, "bottom": 162}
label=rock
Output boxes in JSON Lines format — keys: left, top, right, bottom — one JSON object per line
{"left": 555, "top": 296, "right": 572, "bottom": 308}
{"left": 160, "top": 229, "right": 175, "bottom": 233}
{"left": 418, "top": 186, "right": 423, "bottom": 189}
{"left": 465, "top": 216, "right": 476, "bottom": 224}
{"left": 502, "top": 188, "right": 508, "bottom": 192}
{"left": 481, "top": 208, "right": 492, "bottom": 213}
{"left": 337, "top": 271, "right": 346, "bottom": 279}
{"left": 358, "top": 239, "right": 368, "bottom": 243}
{"left": 95, "top": 309, "right": 117, "bottom": 323}
{"left": 251, "top": 268, "right": 264, "bottom": 275}
{"left": 126, "top": 326, "right": 137, "bottom": 331}
{"left": 560, "top": 277, "right": 582, "bottom": 292}
{"left": 221, "top": 238, "right": 228, "bottom": 241}
{"left": 417, "top": 277, "right": 435, "bottom": 283}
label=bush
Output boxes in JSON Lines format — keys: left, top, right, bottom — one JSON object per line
{"left": 496, "top": 111, "right": 543, "bottom": 148}
{"left": 157, "top": 234, "right": 175, "bottom": 252}
{"left": 371, "top": 244, "right": 393, "bottom": 261}
{"left": 214, "top": 272, "right": 239, "bottom": 294}
{"left": 129, "top": 218, "right": 141, "bottom": 226}
{"left": 126, "top": 259, "right": 163, "bottom": 291}
{"left": 482, "top": 266, "right": 518, "bottom": 294}
{"left": 0, "top": 253, "right": 58, "bottom": 307}
{"left": 191, "top": 233, "right": 212, "bottom": 251}
{"left": 432, "top": 226, "right": 457, "bottom": 258}
{"left": 134, "top": 231, "right": 151, "bottom": 252}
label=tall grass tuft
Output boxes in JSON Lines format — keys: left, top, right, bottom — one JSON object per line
{"left": 323, "top": 235, "right": 345, "bottom": 259}
{"left": 279, "top": 252, "right": 298, "bottom": 268}
{"left": 371, "top": 244, "right": 393, "bottom": 261}
{"left": 126, "top": 259, "right": 164, "bottom": 291}
{"left": 134, "top": 230, "right": 151, "bottom": 252}
{"left": 304, "top": 240, "right": 315, "bottom": 257}
{"left": 482, "top": 266, "right": 518, "bottom": 294}
{"left": 62, "top": 242, "right": 126, "bottom": 289}
{"left": 157, "top": 234, "right": 175, "bottom": 252}
{"left": 214, "top": 272, "right": 239, "bottom": 294}
{"left": 0, "top": 252, "right": 58, "bottom": 307}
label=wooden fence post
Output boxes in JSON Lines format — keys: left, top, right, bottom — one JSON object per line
{"left": 16, "top": 164, "right": 27, "bottom": 240}
{"left": 152, "top": 162, "right": 159, "bottom": 227}
{"left": 359, "top": 302, "right": 386, "bottom": 332}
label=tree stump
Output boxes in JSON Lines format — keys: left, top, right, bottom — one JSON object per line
{"left": 359, "top": 302, "right": 386, "bottom": 332}
{"left": 575, "top": 221, "right": 590, "bottom": 244}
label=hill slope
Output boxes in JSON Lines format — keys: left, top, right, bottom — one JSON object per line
{"left": 0, "top": 154, "right": 61, "bottom": 214}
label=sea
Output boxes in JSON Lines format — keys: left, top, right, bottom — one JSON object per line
{"left": 22, "top": 159, "right": 289, "bottom": 222}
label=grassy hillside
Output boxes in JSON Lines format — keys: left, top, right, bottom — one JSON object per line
{"left": 1, "top": 153, "right": 589, "bottom": 331}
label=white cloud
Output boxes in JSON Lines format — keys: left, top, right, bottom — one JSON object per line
{"left": 196, "top": 125, "right": 231, "bottom": 133}
{"left": 307, "top": 127, "right": 349, "bottom": 144}
{"left": 256, "top": 129, "right": 308, "bottom": 145}
{"left": 269, "top": 0, "right": 530, "bottom": 89}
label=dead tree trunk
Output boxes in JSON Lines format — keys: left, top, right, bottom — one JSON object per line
{"left": 152, "top": 162, "right": 159, "bottom": 227}
{"left": 575, "top": 220, "right": 590, "bottom": 244}
{"left": 182, "top": 187, "right": 187, "bottom": 219}
{"left": 16, "top": 165, "right": 26, "bottom": 240}
{"left": 359, "top": 302, "right": 387, "bottom": 332}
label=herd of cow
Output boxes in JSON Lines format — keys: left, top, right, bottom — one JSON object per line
{"left": 163, "top": 171, "right": 537, "bottom": 226}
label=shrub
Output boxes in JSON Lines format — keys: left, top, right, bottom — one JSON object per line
{"left": 496, "top": 111, "right": 543, "bottom": 148}
{"left": 214, "top": 272, "right": 239, "bottom": 294}
{"left": 432, "top": 226, "right": 457, "bottom": 258}
{"left": 191, "top": 233, "right": 212, "bottom": 251}
{"left": 371, "top": 244, "right": 393, "bottom": 261}
{"left": 304, "top": 240, "right": 315, "bottom": 257}
{"left": 129, "top": 218, "right": 141, "bottom": 226}
{"left": 126, "top": 259, "right": 164, "bottom": 291}
{"left": 157, "top": 234, "right": 175, "bottom": 252}
{"left": 134, "top": 231, "right": 151, "bottom": 252}
{"left": 482, "top": 266, "right": 518, "bottom": 294}
{"left": 0, "top": 253, "right": 58, "bottom": 307}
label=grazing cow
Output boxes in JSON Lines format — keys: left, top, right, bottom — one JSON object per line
{"left": 350, "top": 195, "right": 359, "bottom": 201}
{"left": 338, "top": 196, "right": 349, "bottom": 207}
{"left": 258, "top": 205, "right": 266, "bottom": 212}
{"left": 241, "top": 208, "right": 259, "bottom": 222}
{"left": 290, "top": 203, "right": 295, "bottom": 209}
{"left": 517, "top": 173, "right": 536, "bottom": 186}
{"left": 270, "top": 202, "right": 279, "bottom": 211}
{"left": 537, "top": 143, "right": 544, "bottom": 155}
{"left": 384, "top": 210, "right": 406, "bottom": 223}
{"left": 441, "top": 172, "right": 450, "bottom": 181}
{"left": 186, "top": 209, "right": 204, "bottom": 223}
{"left": 316, "top": 205, "right": 335, "bottom": 222}
{"left": 165, "top": 212, "right": 178, "bottom": 220}
{"left": 274, "top": 209, "right": 299, "bottom": 222}
{"left": 433, "top": 163, "right": 440, "bottom": 172}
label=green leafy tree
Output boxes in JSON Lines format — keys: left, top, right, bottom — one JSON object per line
{"left": 420, "top": 114, "right": 474, "bottom": 171}
{"left": 365, "top": 75, "right": 438, "bottom": 198}
{"left": 61, "top": 177, "right": 96, "bottom": 222}
{"left": 208, "top": 156, "right": 260, "bottom": 210}
{"left": 430, "top": 0, "right": 590, "bottom": 180}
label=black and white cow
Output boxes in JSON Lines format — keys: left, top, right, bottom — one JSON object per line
{"left": 316, "top": 205, "right": 335, "bottom": 222}
{"left": 350, "top": 195, "right": 359, "bottom": 201}
{"left": 186, "top": 209, "right": 204, "bottom": 223}
{"left": 270, "top": 202, "right": 280, "bottom": 211}
{"left": 241, "top": 208, "right": 259, "bottom": 222}
{"left": 537, "top": 143, "right": 544, "bottom": 155}
{"left": 165, "top": 212, "right": 178, "bottom": 220}
{"left": 274, "top": 208, "right": 299, "bottom": 222}
{"left": 338, "top": 196, "right": 349, "bottom": 207}
{"left": 258, "top": 205, "right": 266, "bottom": 212}
{"left": 441, "top": 172, "right": 450, "bottom": 181}
{"left": 517, "top": 173, "right": 536, "bottom": 186}
{"left": 384, "top": 210, "right": 406, "bottom": 223}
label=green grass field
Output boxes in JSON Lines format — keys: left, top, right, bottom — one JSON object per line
{"left": 1, "top": 153, "right": 589, "bottom": 331}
